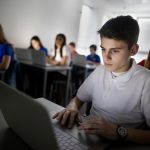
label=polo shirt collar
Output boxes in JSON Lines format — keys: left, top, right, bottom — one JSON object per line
{"left": 105, "top": 59, "right": 137, "bottom": 83}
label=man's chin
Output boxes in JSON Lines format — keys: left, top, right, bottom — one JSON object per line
{"left": 105, "top": 65, "right": 114, "bottom": 72}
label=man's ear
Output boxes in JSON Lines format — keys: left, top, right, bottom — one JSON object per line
{"left": 130, "top": 44, "right": 139, "bottom": 56}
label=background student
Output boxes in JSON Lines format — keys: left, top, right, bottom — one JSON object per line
{"left": 29, "top": 35, "right": 48, "bottom": 56}
{"left": 138, "top": 50, "right": 150, "bottom": 70}
{"left": 0, "top": 24, "right": 16, "bottom": 87}
{"left": 53, "top": 16, "right": 150, "bottom": 144}
{"left": 86, "top": 44, "right": 101, "bottom": 65}
{"left": 46, "top": 34, "right": 70, "bottom": 104}
{"left": 68, "top": 42, "right": 78, "bottom": 64}
{"left": 48, "top": 33, "right": 70, "bottom": 66}
{"left": 24, "top": 35, "right": 48, "bottom": 97}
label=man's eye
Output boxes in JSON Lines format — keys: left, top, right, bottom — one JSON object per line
{"left": 112, "top": 50, "right": 119, "bottom": 53}
{"left": 101, "top": 48, "right": 105, "bottom": 51}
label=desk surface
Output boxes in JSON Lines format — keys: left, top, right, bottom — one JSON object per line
{"left": 20, "top": 61, "right": 71, "bottom": 71}
{"left": 19, "top": 62, "right": 71, "bottom": 102}
{"left": 0, "top": 98, "right": 150, "bottom": 150}
{"left": 74, "top": 64, "right": 97, "bottom": 69}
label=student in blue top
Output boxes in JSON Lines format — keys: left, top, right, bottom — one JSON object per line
{"left": 86, "top": 44, "right": 101, "bottom": 65}
{"left": 27, "top": 36, "right": 48, "bottom": 97}
{"left": 29, "top": 36, "right": 48, "bottom": 56}
{"left": 0, "top": 24, "right": 16, "bottom": 86}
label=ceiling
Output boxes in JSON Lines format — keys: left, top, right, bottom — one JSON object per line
{"left": 105, "top": 0, "right": 150, "bottom": 7}
{"left": 104, "top": 0, "right": 150, "bottom": 12}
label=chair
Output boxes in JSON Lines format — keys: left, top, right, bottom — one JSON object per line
{"left": 48, "top": 71, "right": 72, "bottom": 106}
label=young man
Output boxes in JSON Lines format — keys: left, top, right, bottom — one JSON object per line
{"left": 86, "top": 44, "right": 101, "bottom": 65}
{"left": 53, "top": 16, "right": 150, "bottom": 144}
{"left": 68, "top": 42, "right": 78, "bottom": 63}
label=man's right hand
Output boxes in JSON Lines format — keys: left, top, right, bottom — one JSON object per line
{"left": 52, "top": 108, "right": 80, "bottom": 128}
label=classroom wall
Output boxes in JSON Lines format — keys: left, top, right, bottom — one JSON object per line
{"left": 76, "top": 0, "right": 114, "bottom": 60}
{"left": 0, "top": 0, "right": 83, "bottom": 53}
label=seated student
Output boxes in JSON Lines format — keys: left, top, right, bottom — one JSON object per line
{"left": 138, "top": 50, "right": 150, "bottom": 70}
{"left": 68, "top": 42, "right": 78, "bottom": 63}
{"left": 0, "top": 24, "right": 16, "bottom": 87}
{"left": 25, "top": 36, "right": 48, "bottom": 97}
{"left": 29, "top": 35, "right": 48, "bottom": 56}
{"left": 48, "top": 33, "right": 70, "bottom": 66}
{"left": 47, "top": 34, "right": 70, "bottom": 104}
{"left": 53, "top": 16, "right": 150, "bottom": 144}
{"left": 86, "top": 44, "right": 101, "bottom": 65}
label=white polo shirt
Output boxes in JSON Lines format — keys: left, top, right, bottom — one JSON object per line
{"left": 50, "top": 46, "right": 71, "bottom": 65}
{"left": 77, "top": 59, "right": 150, "bottom": 128}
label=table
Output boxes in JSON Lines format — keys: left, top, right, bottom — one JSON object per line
{"left": 20, "top": 62, "right": 71, "bottom": 105}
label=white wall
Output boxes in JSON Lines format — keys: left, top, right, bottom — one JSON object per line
{"left": 77, "top": 0, "right": 114, "bottom": 64}
{"left": 0, "top": 0, "right": 83, "bottom": 53}
{"left": 77, "top": 0, "right": 100, "bottom": 49}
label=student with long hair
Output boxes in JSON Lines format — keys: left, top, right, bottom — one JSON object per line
{"left": 138, "top": 50, "right": 150, "bottom": 70}
{"left": 48, "top": 33, "right": 70, "bottom": 66}
{"left": 29, "top": 35, "right": 48, "bottom": 56}
{"left": 47, "top": 34, "right": 70, "bottom": 104}
{"left": 25, "top": 36, "right": 48, "bottom": 97}
{"left": 0, "top": 24, "right": 16, "bottom": 86}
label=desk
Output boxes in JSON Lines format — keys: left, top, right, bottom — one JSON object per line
{"left": 20, "top": 62, "right": 71, "bottom": 105}
{"left": 0, "top": 98, "right": 150, "bottom": 150}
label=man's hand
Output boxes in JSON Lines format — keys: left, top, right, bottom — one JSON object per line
{"left": 52, "top": 108, "right": 80, "bottom": 128}
{"left": 79, "top": 117, "right": 117, "bottom": 140}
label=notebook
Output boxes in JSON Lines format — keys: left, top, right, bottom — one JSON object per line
{"left": 32, "top": 50, "right": 52, "bottom": 67}
{"left": 0, "top": 81, "right": 109, "bottom": 150}
{"left": 72, "top": 53, "right": 87, "bottom": 66}
{"left": 15, "top": 48, "right": 33, "bottom": 64}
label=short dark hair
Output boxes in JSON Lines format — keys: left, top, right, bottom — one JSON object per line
{"left": 98, "top": 15, "right": 139, "bottom": 49}
{"left": 90, "top": 44, "right": 97, "bottom": 51}
{"left": 69, "top": 42, "right": 76, "bottom": 48}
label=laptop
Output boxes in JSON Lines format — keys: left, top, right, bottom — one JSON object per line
{"left": 15, "top": 48, "right": 33, "bottom": 64}
{"left": 0, "top": 81, "right": 109, "bottom": 150}
{"left": 32, "top": 50, "right": 52, "bottom": 67}
{"left": 72, "top": 53, "right": 87, "bottom": 66}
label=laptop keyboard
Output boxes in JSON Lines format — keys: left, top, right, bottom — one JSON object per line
{"left": 54, "top": 127, "right": 88, "bottom": 150}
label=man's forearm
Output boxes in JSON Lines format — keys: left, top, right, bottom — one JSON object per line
{"left": 66, "top": 96, "right": 83, "bottom": 110}
{"left": 127, "top": 128, "right": 150, "bottom": 144}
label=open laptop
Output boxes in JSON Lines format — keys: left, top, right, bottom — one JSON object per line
{"left": 32, "top": 50, "right": 53, "bottom": 67}
{"left": 72, "top": 53, "right": 87, "bottom": 66}
{"left": 0, "top": 81, "right": 110, "bottom": 150}
{"left": 15, "top": 48, "right": 33, "bottom": 64}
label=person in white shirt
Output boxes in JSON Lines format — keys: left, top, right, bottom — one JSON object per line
{"left": 47, "top": 34, "right": 70, "bottom": 104}
{"left": 48, "top": 33, "right": 70, "bottom": 66}
{"left": 53, "top": 15, "right": 150, "bottom": 144}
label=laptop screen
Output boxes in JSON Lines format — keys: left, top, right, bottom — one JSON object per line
{"left": 0, "top": 81, "right": 59, "bottom": 150}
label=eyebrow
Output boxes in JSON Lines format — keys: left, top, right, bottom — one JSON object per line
{"left": 100, "top": 45, "right": 123, "bottom": 50}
